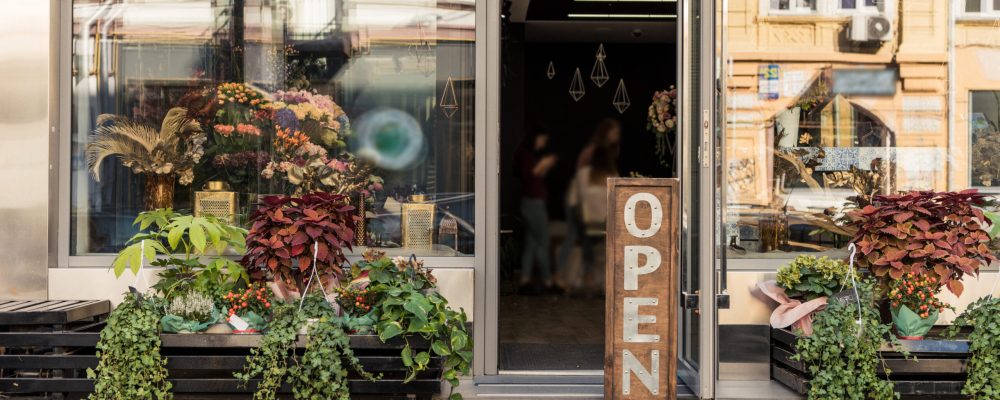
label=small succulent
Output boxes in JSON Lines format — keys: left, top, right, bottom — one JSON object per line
{"left": 167, "top": 291, "right": 215, "bottom": 322}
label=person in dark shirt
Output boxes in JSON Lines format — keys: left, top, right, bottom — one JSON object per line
{"left": 514, "top": 126, "right": 558, "bottom": 292}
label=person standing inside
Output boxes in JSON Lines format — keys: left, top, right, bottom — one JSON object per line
{"left": 514, "top": 125, "right": 558, "bottom": 292}
{"left": 557, "top": 118, "right": 621, "bottom": 294}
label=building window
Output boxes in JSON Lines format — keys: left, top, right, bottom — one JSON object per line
{"left": 964, "top": 0, "right": 1000, "bottom": 15}
{"left": 970, "top": 91, "right": 1000, "bottom": 188}
{"left": 768, "top": 0, "right": 818, "bottom": 14}
{"left": 70, "top": 0, "right": 476, "bottom": 257}
{"left": 838, "top": 0, "right": 882, "bottom": 12}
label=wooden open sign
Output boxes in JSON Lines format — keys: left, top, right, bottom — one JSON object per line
{"left": 604, "top": 178, "right": 679, "bottom": 399}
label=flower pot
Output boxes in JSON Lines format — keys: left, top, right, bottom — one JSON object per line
{"left": 205, "top": 323, "right": 234, "bottom": 334}
{"left": 144, "top": 173, "right": 177, "bottom": 210}
{"left": 299, "top": 317, "right": 320, "bottom": 335}
{"left": 891, "top": 305, "right": 938, "bottom": 340}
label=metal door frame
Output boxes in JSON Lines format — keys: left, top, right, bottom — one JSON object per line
{"left": 677, "top": 0, "right": 718, "bottom": 397}
{"left": 476, "top": 0, "right": 719, "bottom": 397}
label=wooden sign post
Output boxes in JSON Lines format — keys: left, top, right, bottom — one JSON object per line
{"left": 604, "top": 178, "right": 679, "bottom": 399}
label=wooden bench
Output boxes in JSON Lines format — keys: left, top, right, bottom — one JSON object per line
{"left": 771, "top": 327, "right": 970, "bottom": 399}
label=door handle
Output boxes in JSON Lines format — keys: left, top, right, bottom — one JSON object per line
{"left": 701, "top": 109, "right": 710, "bottom": 168}
{"left": 681, "top": 291, "right": 699, "bottom": 309}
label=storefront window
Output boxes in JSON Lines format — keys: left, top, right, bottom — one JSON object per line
{"left": 70, "top": 0, "right": 475, "bottom": 257}
{"left": 724, "top": 0, "right": 1000, "bottom": 260}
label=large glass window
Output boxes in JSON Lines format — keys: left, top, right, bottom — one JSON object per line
{"left": 724, "top": 0, "right": 1000, "bottom": 260}
{"left": 71, "top": 0, "right": 476, "bottom": 257}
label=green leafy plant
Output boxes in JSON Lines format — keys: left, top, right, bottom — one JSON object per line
{"left": 792, "top": 280, "right": 900, "bottom": 400}
{"left": 241, "top": 193, "right": 356, "bottom": 294}
{"left": 87, "top": 293, "right": 172, "bottom": 399}
{"left": 850, "top": 190, "right": 997, "bottom": 297}
{"left": 113, "top": 208, "right": 248, "bottom": 300}
{"left": 352, "top": 250, "right": 472, "bottom": 400}
{"left": 945, "top": 296, "right": 1000, "bottom": 399}
{"left": 776, "top": 255, "right": 856, "bottom": 301}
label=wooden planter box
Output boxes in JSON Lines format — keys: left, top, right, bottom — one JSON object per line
{"left": 771, "top": 327, "right": 971, "bottom": 399}
{"left": 0, "top": 331, "right": 443, "bottom": 399}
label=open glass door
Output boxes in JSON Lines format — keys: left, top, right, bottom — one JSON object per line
{"left": 677, "top": 0, "right": 716, "bottom": 397}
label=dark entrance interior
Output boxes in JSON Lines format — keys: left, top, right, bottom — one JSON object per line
{"left": 498, "top": 0, "right": 678, "bottom": 371}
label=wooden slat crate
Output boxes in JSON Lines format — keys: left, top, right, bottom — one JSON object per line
{"left": 771, "top": 327, "right": 971, "bottom": 399}
{"left": 0, "top": 300, "right": 110, "bottom": 331}
{"left": 0, "top": 331, "right": 444, "bottom": 399}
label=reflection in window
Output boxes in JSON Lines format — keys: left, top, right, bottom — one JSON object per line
{"left": 970, "top": 91, "right": 1000, "bottom": 188}
{"left": 71, "top": 0, "right": 476, "bottom": 256}
{"left": 770, "top": 0, "right": 816, "bottom": 12}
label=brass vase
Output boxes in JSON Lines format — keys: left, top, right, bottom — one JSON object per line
{"left": 144, "top": 173, "right": 176, "bottom": 210}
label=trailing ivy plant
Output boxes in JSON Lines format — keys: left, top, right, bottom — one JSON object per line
{"left": 289, "top": 305, "right": 377, "bottom": 399}
{"left": 235, "top": 296, "right": 374, "bottom": 400}
{"left": 87, "top": 293, "right": 172, "bottom": 399}
{"left": 945, "top": 296, "right": 1000, "bottom": 399}
{"left": 235, "top": 300, "right": 299, "bottom": 400}
{"left": 792, "top": 280, "right": 900, "bottom": 400}
{"left": 352, "top": 251, "right": 473, "bottom": 400}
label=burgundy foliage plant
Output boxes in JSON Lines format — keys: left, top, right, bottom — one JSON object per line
{"left": 241, "top": 192, "right": 356, "bottom": 293}
{"left": 850, "top": 190, "right": 996, "bottom": 297}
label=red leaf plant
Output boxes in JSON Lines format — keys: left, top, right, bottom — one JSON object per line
{"left": 850, "top": 190, "right": 997, "bottom": 297}
{"left": 241, "top": 192, "right": 357, "bottom": 295}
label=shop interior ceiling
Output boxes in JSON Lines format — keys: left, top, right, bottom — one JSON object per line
{"left": 510, "top": 0, "right": 677, "bottom": 43}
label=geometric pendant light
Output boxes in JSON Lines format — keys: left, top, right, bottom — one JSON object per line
{"left": 590, "top": 44, "right": 609, "bottom": 87}
{"left": 569, "top": 68, "right": 586, "bottom": 101}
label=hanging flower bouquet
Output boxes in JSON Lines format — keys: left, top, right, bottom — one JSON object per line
{"left": 647, "top": 87, "right": 678, "bottom": 167}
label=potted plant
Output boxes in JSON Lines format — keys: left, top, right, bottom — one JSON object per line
{"left": 851, "top": 190, "right": 997, "bottom": 297}
{"left": 887, "top": 272, "right": 950, "bottom": 340}
{"left": 223, "top": 283, "right": 271, "bottom": 333}
{"left": 111, "top": 209, "right": 249, "bottom": 301}
{"left": 351, "top": 250, "right": 472, "bottom": 398}
{"left": 241, "top": 192, "right": 357, "bottom": 297}
{"left": 776, "top": 255, "right": 856, "bottom": 301}
{"left": 161, "top": 290, "right": 218, "bottom": 333}
{"left": 758, "top": 255, "right": 856, "bottom": 336}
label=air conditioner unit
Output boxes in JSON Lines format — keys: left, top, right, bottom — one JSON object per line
{"left": 850, "top": 15, "right": 892, "bottom": 42}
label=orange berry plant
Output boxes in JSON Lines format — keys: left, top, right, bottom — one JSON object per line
{"left": 224, "top": 283, "right": 272, "bottom": 320}
{"left": 887, "top": 272, "right": 950, "bottom": 319}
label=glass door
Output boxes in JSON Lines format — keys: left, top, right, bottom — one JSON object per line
{"left": 677, "top": 0, "right": 717, "bottom": 397}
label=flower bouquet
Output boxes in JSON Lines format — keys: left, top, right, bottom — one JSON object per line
{"left": 647, "top": 87, "right": 677, "bottom": 167}
{"left": 888, "top": 273, "right": 950, "bottom": 340}
{"left": 269, "top": 89, "right": 349, "bottom": 149}
{"left": 86, "top": 107, "right": 207, "bottom": 209}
